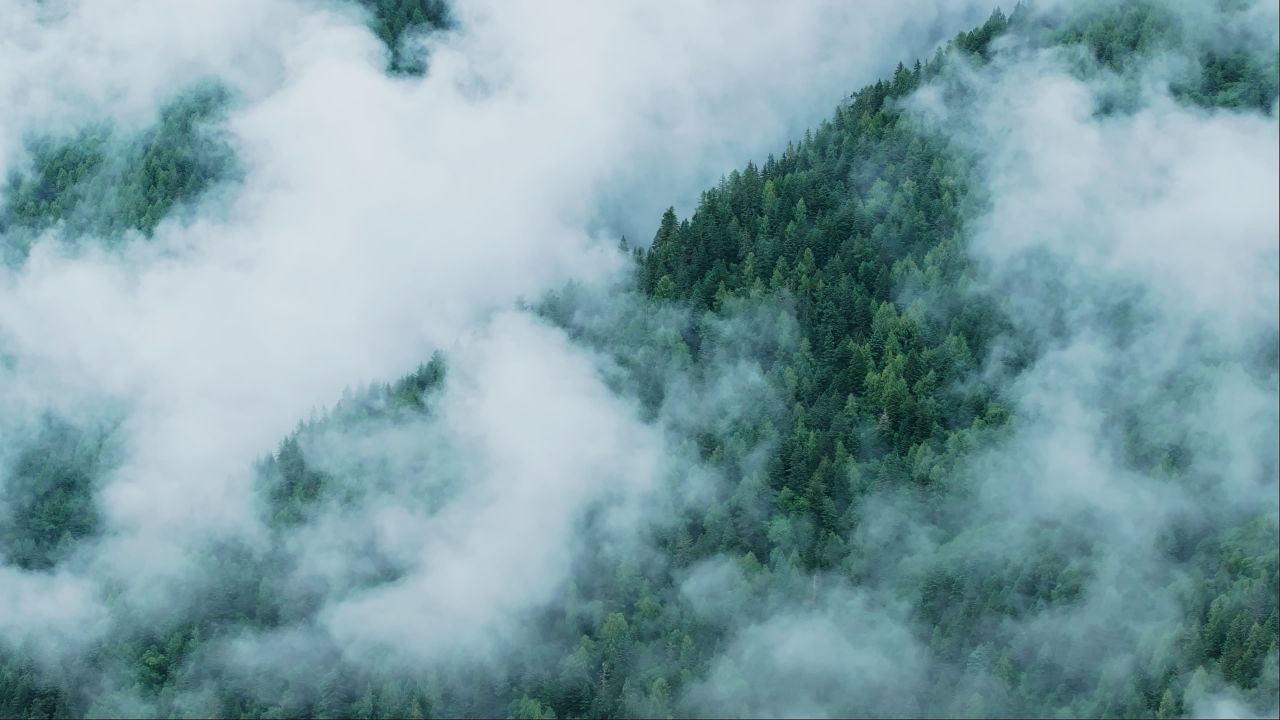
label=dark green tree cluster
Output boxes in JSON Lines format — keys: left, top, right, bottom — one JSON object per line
{"left": 0, "top": 83, "right": 237, "bottom": 264}
{"left": 1185, "top": 518, "right": 1279, "bottom": 702}
{"left": 1053, "top": 0, "right": 1279, "bottom": 113}
{"left": 356, "top": 0, "right": 453, "bottom": 75}
{"left": 0, "top": 414, "right": 114, "bottom": 571}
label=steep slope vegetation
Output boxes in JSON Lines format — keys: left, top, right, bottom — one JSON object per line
{"left": 0, "top": 3, "right": 1276, "bottom": 718}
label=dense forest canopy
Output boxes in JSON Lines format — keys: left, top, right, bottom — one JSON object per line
{"left": 0, "top": 0, "right": 1276, "bottom": 718}
{"left": 0, "top": 83, "right": 235, "bottom": 264}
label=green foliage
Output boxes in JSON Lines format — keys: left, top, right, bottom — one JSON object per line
{"left": 259, "top": 352, "right": 447, "bottom": 526}
{"left": 2, "top": 4, "right": 1276, "bottom": 718}
{"left": 954, "top": 7, "right": 1014, "bottom": 60}
{"left": 526, "top": 3, "right": 1280, "bottom": 716}
{"left": 1181, "top": 50, "right": 1280, "bottom": 113}
{"left": 0, "top": 357, "right": 451, "bottom": 719}
{"left": 1054, "top": 0, "right": 1279, "bottom": 113}
{"left": 634, "top": 32, "right": 1008, "bottom": 511}
{"left": 1056, "top": 0, "right": 1184, "bottom": 69}
{"left": 0, "top": 82, "right": 237, "bottom": 262}
{"left": 0, "top": 415, "right": 113, "bottom": 570}
{"left": 357, "top": 0, "right": 452, "bottom": 75}
{"left": 0, "top": 657, "right": 74, "bottom": 720}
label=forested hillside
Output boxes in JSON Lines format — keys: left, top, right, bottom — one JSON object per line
{"left": 0, "top": 83, "right": 235, "bottom": 264}
{"left": 0, "top": 1, "right": 1276, "bottom": 718}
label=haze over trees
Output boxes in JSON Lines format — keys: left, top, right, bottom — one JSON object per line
{"left": 0, "top": 1, "right": 1276, "bottom": 718}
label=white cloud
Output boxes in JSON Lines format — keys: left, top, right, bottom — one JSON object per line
{"left": 0, "top": 0, "right": 991, "bottom": 675}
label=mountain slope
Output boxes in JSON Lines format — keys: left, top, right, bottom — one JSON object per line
{"left": 0, "top": 2, "right": 1276, "bottom": 718}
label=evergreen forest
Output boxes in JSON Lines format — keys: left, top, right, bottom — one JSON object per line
{"left": 0, "top": 1, "right": 1276, "bottom": 718}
